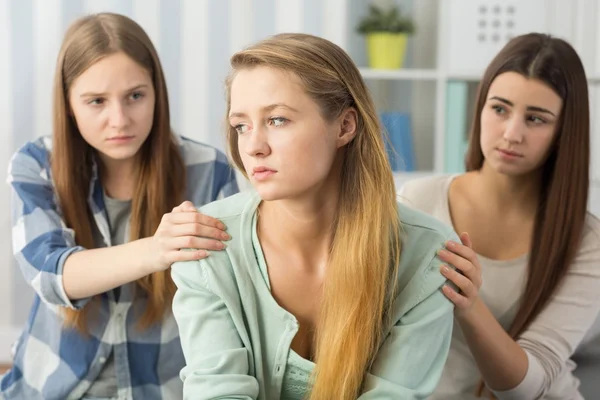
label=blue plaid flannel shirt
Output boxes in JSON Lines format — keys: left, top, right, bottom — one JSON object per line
{"left": 0, "top": 135, "right": 239, "bottom": 400}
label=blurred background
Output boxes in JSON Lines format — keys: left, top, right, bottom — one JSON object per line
{"left": 0, "top": 0, "right": 598, "bottom": 363}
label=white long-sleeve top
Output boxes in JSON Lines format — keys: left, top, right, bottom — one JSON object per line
{"left": 398, "top": 174, "right": 600, "bottom": 400}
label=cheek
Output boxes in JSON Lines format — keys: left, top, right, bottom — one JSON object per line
{"left": 71, "top": 105, "right": 102, "bottom": 140}
{"left": 236, "top": 137, "right": 252, "bottom": 172}
{"left": 530, "top": 130, "right": 556, "bottom": 159}
{"left": 293, "top": 132, "right": 338, "bottom": 176}
{"left": 141, "top": 94, "right": 156, "bottom": 118}
{"left": 479, "top": 112, "right": 500, "bottom": 150}
{"left": 135, "top": 102, "right": 155, "bottom": 130}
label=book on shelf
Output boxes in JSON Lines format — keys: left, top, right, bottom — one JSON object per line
{"left": 380, "top": 111, "right": 415, "bottom": 172}
{"left": 445, "top": 81, "right": 469, "bottom": 173}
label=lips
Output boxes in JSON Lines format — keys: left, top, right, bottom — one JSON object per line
{"left": 497, "top": 148, "right": 523, "bottom": 157}
{"left": 107, "top": 135, "right": 134, "bottom": 141}
{"left": 252, "top": 166, "right": 277, "bottom": 175}
{"left": 251, "top": 166, "right": 277, "bottom": 181}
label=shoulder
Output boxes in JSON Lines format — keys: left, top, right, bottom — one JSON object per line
{"left": 8, "top": 136, "right": 52, "bottom": 183}
{"left": 173, "top": 192, "right": 259, "bottom": 294}
{"left": 11, "top": 136, "right": 52, "bottom": 165}
{"left": 397, "top": 174, "right": 452, "bottom": 198}
{"left": 575, "top": 212, "right": 600, "bottom": 264}
{"left": 397, "top": 174, "right": 455, "bottom": 212}
{"left": 197, "top": 191, "right": 257, "bottom": 222}
{"left": 394, "top": 202, "right": 458, "bottom": 311}
{"left": 176, "top": 135, "right": 230, "bottom": 167}
{"left": 397, "top": 201, "right": 457, "bottom": 265}
{"left": 398, "top": 200, "right": 454, "bottom": 235}
{"left": 583, "top": 212, "right": 600, "bottom": 244}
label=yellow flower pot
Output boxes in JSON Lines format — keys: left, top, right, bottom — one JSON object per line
{"left": 366, "top": 33, "right": 408, "bottom": 69}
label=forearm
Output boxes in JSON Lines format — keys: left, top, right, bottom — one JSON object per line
{"left": 457, "top": 299, "right": 529, "bottom": 391}
{"left": 62, "top": 237, "right": 152, "bottom": 300}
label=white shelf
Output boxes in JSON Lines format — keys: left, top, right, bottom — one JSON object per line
{"left": 446, "top": 72, "right": 482, "bottom": 81}
{"left": 359, "top": 68, "right": 439, "bottom": 81}
{"left": 359, "top": 69, "right": 600, "bottom": 84}
{"left": 446, "top": 73, "right": 600, "bottom": 83}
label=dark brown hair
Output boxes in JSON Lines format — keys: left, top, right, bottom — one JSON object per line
{"left": 52, "top": 13, "right": 186, "bottom": 331}
{"left": 465, "top": 33, "right": 589, "bottom": 396}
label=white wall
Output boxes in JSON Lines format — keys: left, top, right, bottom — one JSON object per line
{"left": 0, "top": 0, "right": 16, "bottom": 363}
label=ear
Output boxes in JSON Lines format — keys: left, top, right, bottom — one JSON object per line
{"left": 335, "top": 107, "right": 358, "bottom": 148}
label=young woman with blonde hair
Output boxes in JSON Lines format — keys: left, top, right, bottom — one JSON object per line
{"left": 171, "top": 33, "right": 458, "bottom": 400}
{"left": 0, "top": 12, "right": 237, "bottom": 400}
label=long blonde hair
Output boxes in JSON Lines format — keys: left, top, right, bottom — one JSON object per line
{"left": 225, "top": 33, "right": 402, "bottom": 399}
{"left": 52, "top": 13, "right": 186, "bottom": 331}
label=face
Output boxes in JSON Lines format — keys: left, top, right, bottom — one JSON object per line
{"left": 480, "top": 72, "right": 563, "bottom": 176}
{"left": 68, "top": 51, "right": 155, "bottom": 168}
{"left": 229, "top": 66, "right": 356, "bottom": 201}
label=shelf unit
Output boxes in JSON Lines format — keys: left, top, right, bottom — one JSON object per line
{"left": 360, "top": 68, "right": 600, "bottom": 83}
{"left": 339, "top": 0, "right": 600, "bottom": 190}
{"left": 359, "top": 68, "right": 439, "bottom": 81}
{"left": 344, "top": 0, "right": 452, "bottom": 180}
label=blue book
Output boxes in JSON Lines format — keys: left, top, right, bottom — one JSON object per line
{"left": 380, "top": 112, "right": 415, "bottom": 172}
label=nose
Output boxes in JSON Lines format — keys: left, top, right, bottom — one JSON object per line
{"left": 243, "top": 125, "right": 271, "bottom": 158}
{"left": 108, "top": 101, "right": 129, "bottom": 130}
{"left": 503, "top": 116, "right": 525, "bottom": 144}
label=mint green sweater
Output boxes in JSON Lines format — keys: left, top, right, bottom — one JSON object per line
{"left": 171, "top": 191, "right": 457, "bottom": 399}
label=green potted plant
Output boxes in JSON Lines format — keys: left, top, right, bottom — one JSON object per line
{"left": 357, "top": 1, "right": 415, "bottom": 69}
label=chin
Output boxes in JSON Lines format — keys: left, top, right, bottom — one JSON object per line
{"left": 255, "top": 188, "right": 285, "bottom": 201}
{"left": 253, "top": 184, "right": 299, "bottom": 202}
{"left": 492, "top": 163, "right": 531, "bottom": 177}
{"left": 99, "top": 149, "right": 141, "bottom": 162}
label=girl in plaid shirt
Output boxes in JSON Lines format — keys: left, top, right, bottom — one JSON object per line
{"left": 1, "top": 12, "right": 237, "bottom": 400}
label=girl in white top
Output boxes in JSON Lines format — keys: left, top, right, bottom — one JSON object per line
{"left": 399, "top": 33, "right": 600, "bottom": 399}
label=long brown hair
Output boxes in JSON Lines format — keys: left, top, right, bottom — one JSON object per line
{"left": 52, "top": 13, "right": 186, "bottom": 331}
{"left": 225, "top": 33, "right": 402, "bottom": 399}
{"left": 465, "top": 33, "right": 590, "bottom": 396}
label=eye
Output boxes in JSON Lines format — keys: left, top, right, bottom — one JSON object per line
{"left": 491, "top": 104, "right": 506, "bottom": 115}
{"left": 234, "top": 124, "right": 249, "bottom": 134}
{"left": 130, "top": 91, "right": 144, "bottom": 101}
{"left": 527, "top": 115, "right": 546, "bottom": 125}
{"left": 88, "top": 98, "right": 104, "bottom": 105}
{"left": 268, "top": 117, "right": 288, "bottom": 127}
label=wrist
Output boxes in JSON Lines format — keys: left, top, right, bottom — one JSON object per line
{"left": 129, "top": 237, "right": 155, "bottom": 276}
{"left": 456, "top": 296, "right": 484, "bottom": 323}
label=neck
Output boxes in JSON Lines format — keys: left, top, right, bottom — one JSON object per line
{"left": 257, "top": 183, "right": 340, "bottom": 270}
{"left": 473, "top": 162, "right": 542, "bottom": 216}
{"left": 99, "top": 155, "right": 139, "bottom": 200}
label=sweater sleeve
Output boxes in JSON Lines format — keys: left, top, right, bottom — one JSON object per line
{"left": 8, "top": 141, "right": 89, "bottom": 309}
{"left": 492, "top": 215, "right": 600, "bottom": 399}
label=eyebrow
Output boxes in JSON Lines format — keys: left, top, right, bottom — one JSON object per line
{"left": 229, "top": 103, "right": 300, "bottom": 119}
{"left": 79, "top": 84, "right": 150, "bottom": 98}
{"left": 489, "top": 96, "right": 556, "bottom": 117}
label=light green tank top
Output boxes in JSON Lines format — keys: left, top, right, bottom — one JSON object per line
{"left": 251, "top": 213, "right": 314, "bottom": 399}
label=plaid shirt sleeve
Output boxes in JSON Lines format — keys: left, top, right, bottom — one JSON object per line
{"left": 213, "top": 149, "right": 239, "bottom": 200}
{"left": 7, "top": 139, "right": 90, "bottom": 310}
